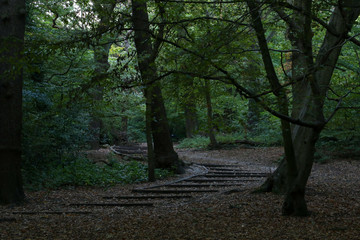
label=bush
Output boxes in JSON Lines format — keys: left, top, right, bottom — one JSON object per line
{"left": 23, "top": 157, "right": 174, "bottom": 191}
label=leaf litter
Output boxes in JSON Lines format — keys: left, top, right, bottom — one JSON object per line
{"left": 1, "top": 146, "right": 360, "bottom": 239}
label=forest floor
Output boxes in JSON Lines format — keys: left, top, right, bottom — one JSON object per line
{"left": 1, "top": 146, "right": 360, "bottom": 240}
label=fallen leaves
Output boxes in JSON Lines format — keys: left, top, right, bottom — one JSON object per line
{"left": 1, "top": 147, "right": 360, "bottom": 239}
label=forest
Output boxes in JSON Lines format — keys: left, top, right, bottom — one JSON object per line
{"left": 1, "top": 0, "right": 360, "bottom": 238}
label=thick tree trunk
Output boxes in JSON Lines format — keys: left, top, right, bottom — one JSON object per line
{"left": 282, "top": 124, "right": 320, "bottom": 216}
{"left": 132, "top": 0, "right": 183, "bottom": 173}
{"left": 258, "top": 1, "right": 360, "bottom": 216}
{"left": 150, "top": 83, "right": 180, "bottom": 170}
{"left": 0, "top": 0, "right": 26, "bottom": 204}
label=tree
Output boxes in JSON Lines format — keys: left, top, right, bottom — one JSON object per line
{"left": 153, "top": 0, "right": 359, "bottom": 215}
{"left": 131, "top": 0, "right": 183, "bottom": 174}
{"left": 89, "top": 1, "right": 116, "bottom": 149}
{"left": 204, "top": 79, "right": 218, "bottom": 147}
{"left": 0, "top": 0, "right": 26, "bottom": 204}
{"left": 182, "top": 77, "right": 198, "bottom": 138}
{"left": 246, "top": 0, "right": 360, "bottom": 216}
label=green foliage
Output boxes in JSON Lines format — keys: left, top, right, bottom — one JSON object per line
{"left": 23, "top": 158, "right": 173, "bottom": 191}
{"left": 22, "top": 86, "right": 93, "bottom": 168}
{"left": 177, "top": 136, "right": 210, "bottom": 149}
{"left": 248, "top": 113, "right": 283, "bottom": 146}
{"left": 101, "top": 90, "right": 146, "bottom": 143}
{"left": 20, "top": 0, "right": 360, "bottom": 196}
{"left": 313, "top": 151, "right": 330, "bottom": 164}
{"left": 216, "top": 133, "right": 244, "bottom": 144}
{"left": 317, "top": 43, "right": 360, "bottom": 155}
{"left": 177, "top": 133, "right": 245, "bottom": 149}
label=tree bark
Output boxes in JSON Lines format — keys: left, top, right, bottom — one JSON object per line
{"left": 247, "top": 0, "right": 297, "bottom": 199}
{"left": 131, "top": 0, "right": 183, "bottom": 173}
{"left": 251, "top": 0, "right": 360, "bottom": 216}
{"left": 281, "top": 0, "right": 359, "bottom": 216}
{"left": 0, "top": 0, "right": 26, "bottom": 204}
{"left": 247, "top": 98, "right": 260, "bottom": 133}
{"left": 89, "top": 2, "right": 114, "bottom": 149}
{"left": 204, "top": 79, "right": 218, "bottom": 147}
{"left": 183, "top": 78, "right": 197, "bottom": 138}
{"left": 184, "top": 105, "right": 197, "bottom": 138}
{"left": 145, "top": 86, "right": 155, "bottom": 181}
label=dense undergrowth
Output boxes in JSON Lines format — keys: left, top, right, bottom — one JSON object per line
{"left": 177, "top": 132, "right": 282, "bottom": 149}
{"left": 22, "top": 157, "right": 173, "bottom": 191}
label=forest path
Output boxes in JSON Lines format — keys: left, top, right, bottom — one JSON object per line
{"left": 2, "top": 146, "right": 360, "bottom": 239}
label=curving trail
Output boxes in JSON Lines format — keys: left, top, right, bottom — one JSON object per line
{"left": 2, "top": 146, "right": 360, "bottom": 240}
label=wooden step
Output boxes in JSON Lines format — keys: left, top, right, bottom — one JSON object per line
{"left": 184, "top": 178, "right": 259, "bottom": 182}
{"left": 69, "top": 203, "right": 153, "bottom": 207}
{"left": 203, "top": 173, "right": 268, "bottom": 178}
{"left": 132, "top": 189, "right": 218, "bottom": 194}
{"left": 201, "top": 164, "right": 240, "bottom": 168}
{"left": 103, "top": 195, "right": 192, "bottom": 199}
{"left": 169, "top": 183, "right": 244, "bottom": 188}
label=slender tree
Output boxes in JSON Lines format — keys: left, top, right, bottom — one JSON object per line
{"left": 183, "top": 78, "right": 198, "bottom": 138}
{"left": 204, "top": 79, "right": 218, "bottom": 147}
{"left": 0, "top": 0, "right": 26, "bottom": 204}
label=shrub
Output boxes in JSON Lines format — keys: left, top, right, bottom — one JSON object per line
{"left": 23, "top": 157, "right": 174, "bottom": 191}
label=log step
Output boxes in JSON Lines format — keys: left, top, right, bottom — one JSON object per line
{"left": 201, "top": 164, "right": 240, "bottom": 168}
{"left": 69, "top": 203, "right": 153, "bottom": 207}
{"left": 208, "top": 168, "right": 245, "bottom": 172}
{"left": 169, "top": 183, "right": 243, "bottom": 188}
{"left": 203, "top": 174, "right": 268, "bottom": 178}
{"left": 103, "top": 195, "right": 192, "bottom": 199}
{"left": 207, "top": 170, "right": 246, "bottom": 174}
{"left": 12, "top": 211, "right": 92, "bottom": 215}
{"left": 132, "top": 189, "right": 218, "bottom": 194}
{"left": 184, "top": 178, "right": 259, "bottom": 182}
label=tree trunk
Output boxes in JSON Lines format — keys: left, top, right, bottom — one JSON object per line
{"left": 247, "top": 98, "right": 261, "bottom": 134}
{"left": 150, "top": 83, "right": 180, "bottom": 170}
{"left": 89, "top": 44, "right": 111, "bottom": 149}
{"left": 204, "top": 79, "right": 217, "bottom": 147}
{"left": 132, "top": 0, "right": 183, "bottom": 173}
{"left": 120, "top": 113, "right": 128, "bottom": 143}
{"left": 183, "top": 78, "right": 197, "bottom": 138}
{"left": 145, "top": 87, "right": 155, "bottom": 182}
{"left": 247, "top": 0, "right": 297, "bottom": 201}
{"left": 256, "top": 1, "right": 360, "bottom": 216}
{"left": 184, "top": 105, "right": 197, "bottom": 138}
{"left": 89, "top": 3, "right": 114, "bottom": 149}
{"left": 0, "top": 0, "right": 26, "bottom": 204}
{"left": 246, "top": 65, "right": 262, "bottom": 133}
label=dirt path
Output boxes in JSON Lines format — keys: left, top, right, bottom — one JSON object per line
{"left": 1, "top": 146, "right": 360, "bottom": 240}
